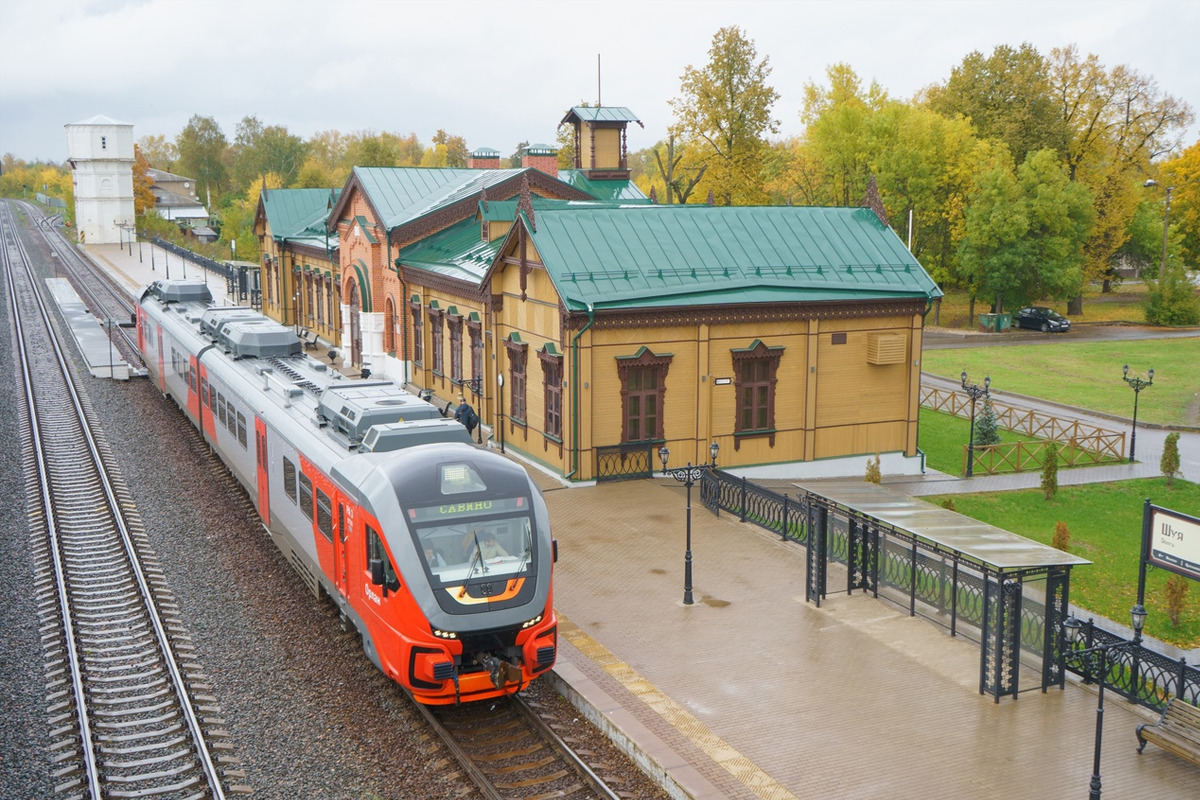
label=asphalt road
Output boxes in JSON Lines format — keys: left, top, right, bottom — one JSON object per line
{"left": 924, "top": 321, "right": 1200, "bottom": 349}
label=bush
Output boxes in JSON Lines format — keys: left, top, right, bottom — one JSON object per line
{"left": 1165, "top": 575, "right": 1190, "bottom": 627}
{"left": 1041, "top": 446, "right": 1059, "bottom": 500}
{"left": 1144, "top": 267, "right": 1200, "bottom": 326}
{"left": 864, "top": 454, "right": 882, "bottom": 484}
{"left": 1052, "top": 521, "right": 1070, "bottom": 552}
{"left": 1162, "top": 432, "right": 1181, "bottom": 487}
{"left": 940, "top": 498, "right": 957, "bottom": 511}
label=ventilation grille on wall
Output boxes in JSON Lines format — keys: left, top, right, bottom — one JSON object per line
{"left": 867, "top": 333, "right": 905, "bottom": 365}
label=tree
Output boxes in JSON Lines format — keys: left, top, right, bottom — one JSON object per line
{"left": 137, "top": 134, "right": 178, "bottom": 170}
{"left": 231, "top": 116, "right": 307, "bottom": 191}
{"left": 647, "top": 134, "right": 708, "bottom": 204}
{"left": 1047, "top": 45, "right": 1194, "bottom": 310}
{"left": 1159, "top": 137, "right": 1200, "bottom": 268}
{"left": 347, "top": 133, "right": 400, "bottom": 168}
{"left": 132, "top": 145, "right": 156, "bottom": 217}
{"left": 798, "top": 63, "right": 886, "bottom": 206}
{"left": 175, "top": 115, "right": 229, "bottom": 203}
{"left": 671, "top": 26, "right": 779, "bottom": 205}
{"left": 1041, "top": 446, "right": 1059, "bottom": 500}
{"left": 974, "top": 397, "right": 1001, "bottom": 445}
{"left": 958, "top": 149, "right": 1092, "bottom": 311}
{"left": 1161, "top": 432, "right": 1181, "bottom": 486}
{"left": 926, "top": 43, "right": 1064, "bottom": 167}
{"left": 431, "top": 130, "right": 469, "bottom": 168}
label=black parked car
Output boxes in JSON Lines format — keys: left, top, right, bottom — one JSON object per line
{"left": 1015, "top": 306, "right": 1071, "bottom": 332}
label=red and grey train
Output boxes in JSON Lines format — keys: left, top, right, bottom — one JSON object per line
{"left": 136, "top": 279, "right": 556, "bottom": 705}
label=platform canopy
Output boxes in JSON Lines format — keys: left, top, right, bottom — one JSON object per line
{"left": 797, "top": 481, "right": 1091, "bottom": 572}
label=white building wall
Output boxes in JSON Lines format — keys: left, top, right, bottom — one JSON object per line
{"left": 66, "top": 116, "right": 135, "bottom": 245}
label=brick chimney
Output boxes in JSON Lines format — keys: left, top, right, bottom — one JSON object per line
{"left": 468, "top": 147, "right": 501, "bottom": 170}
{"left": 521, "top": 143, "right": 558, "bottom": 176}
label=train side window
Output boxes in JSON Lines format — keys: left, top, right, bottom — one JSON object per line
{"left": 217, "top": 393, "right": 227, "bottom": 427}
{"left": 200, "top": 376, "right": 209, "bottom": 407}
{"left": 298, "top": 473, "right": 314, "bottom": 520}
{"left": 226, "top": 401, "right": 237, "bottom": 435}
{"left": 366, "top": 524, "right": 399, "bottom": 590}
{"left": 282, "top": 457, "right": 297, "bottom": 503}
{"left": 236, "top": 411, "right": 247, "bottom": 448}
{"left": 315, "top": 488, "right": 333, "bottom": 541}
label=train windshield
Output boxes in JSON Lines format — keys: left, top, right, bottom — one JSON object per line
{"left": 407, "top": 496, "right": 536, "bottom": 583}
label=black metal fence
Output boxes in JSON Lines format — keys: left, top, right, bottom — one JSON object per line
{"left": 701, "top": 469, "right": 1199, "bottom": 711}
{"left": 595, "top": 442, "right": 658, "bottom": 482}
{"left": 151, "top": 237, "right": 236, "bottom": 281}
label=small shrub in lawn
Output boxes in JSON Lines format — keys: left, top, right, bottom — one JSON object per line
{"left": 1165, "top": 575, "right": 1190, "bottom": 627}
{"left": 865, "top": 454, "right": 882, "bottom": 484}
{"left": 1052, "top": 521, "right": 1070, "bottom": 552}
{"left": 941, "top": 498, "right": 957, "bottom": 511}
{"left": 1162, "top": 432, "right": 1181, "bottom": 487}
{"left": 1041, "top": 446, "right": 1059, "bottom": 500}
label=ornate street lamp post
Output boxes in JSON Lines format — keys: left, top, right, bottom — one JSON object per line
{"left": 960, "top": 371, "right": 990, "bottom": 477}
{"left": 658, "top": 443, "right": 719, "bottom": 606}
{"left": 1063, "top": 605, "right": 1148, "bottom": 799}
{"left": 1122, "top": 365, "right": 1154, "bottom": 463}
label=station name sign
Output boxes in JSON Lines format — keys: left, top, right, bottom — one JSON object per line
{"left": 1148, "top": 505, "right": 1200, "bottom": 582}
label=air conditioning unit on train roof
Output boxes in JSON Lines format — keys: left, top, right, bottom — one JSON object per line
{"left": 316, "top": 382, "right": 442, "bottom": 444}
{"left": 143, "top": 279, "right": 213, "bottom": 305}
{"left": 359, "top": 418, "right": 474, "bottom": 453}
{"left": 199, "top": 306, "right": 259, "bottom": 339}
{"left": 219, "top": 319, "right": 303, "bottom": 359}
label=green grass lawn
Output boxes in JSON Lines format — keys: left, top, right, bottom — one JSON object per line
{"left": 919, "top": 408, "right": 1045, "bottom": 474}
{"left": 922, "top": 338, "right": 1200, "bottom": 426}
{"left": 927, "top": 479, "right": 1200, "bottom": 649}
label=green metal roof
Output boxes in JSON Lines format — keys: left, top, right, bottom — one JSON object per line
{"left": 557, "top": 170, "right": 650, "bottom": 202}
{"left": 397, "top": 217, "right": 502, "bottom": 282}
{"left": 561, "top": 106, "right": 642, "bottom": 126}
{"left": 262, "top": 188, "right": 340, "bottom": 252}
{"left": 351, "top": 166, "right": 593, "bottom": 233}
{"left": 523, "top": 205, "right": 943, "bottom": 311}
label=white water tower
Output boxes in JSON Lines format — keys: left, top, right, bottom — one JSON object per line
{"left": 65, "top": 114, "right": 134, "bottom": 245}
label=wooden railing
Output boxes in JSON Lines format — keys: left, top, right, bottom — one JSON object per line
{"left": 920, "top": 385, "right": 1127, "bottom": 475}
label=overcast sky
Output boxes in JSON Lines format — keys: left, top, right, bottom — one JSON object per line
{"left": 2, "top": 0, "right": 1197, "bottom": 165}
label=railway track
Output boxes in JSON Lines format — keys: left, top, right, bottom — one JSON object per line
{"left": 2, "top": 201, "right": 245, "bottom": 799}
{"left": 419, "top": 693, "right": 626, "bottom": 800}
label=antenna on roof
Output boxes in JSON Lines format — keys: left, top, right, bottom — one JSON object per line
{"left": 597, "top": 53, "right": 601, "bottom": 107}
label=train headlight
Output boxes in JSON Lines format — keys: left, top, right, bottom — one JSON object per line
{"left": 521, "top": 614, "right": 543, "bottom": 629}
{"left": 432, "top": 629, "right": 458, "bottom": 639}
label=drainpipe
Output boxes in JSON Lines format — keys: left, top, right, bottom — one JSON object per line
{"left": 565, "top": 303, "right": 594, "bottom": 480}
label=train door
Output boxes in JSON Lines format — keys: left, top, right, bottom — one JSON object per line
{"left": 254, "top": 417, "right": 269, "bottom": 523}
{"left": 186, "top": 355, "right": 202, "bottom": 421}
{"left": 333, "top": 500, "right": 350, "bottom": 599}
{"left": 155, "top": 327, "right": 166, "bottom": 391}
{"left": 349, "top": 279, "right": 362, "bottom": 368}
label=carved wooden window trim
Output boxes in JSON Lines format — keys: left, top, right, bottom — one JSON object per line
{"left": 467, "top": 316, "right": 483, "bottom": 393}
{"left": 448, "top": 313, "right": 463, "bottom": 383}
{"left": 731, "top": 340, "right": 784, "bottom": 449}
{"left": 616, "top": 348, "right": 672, "bottom": 443}
{"left": 504, "top": 335, "right": 528, "bottom": 426}
{"left": 408, "top": 299, "right": 423, "bottom": 365}
{"left": 429, "top": 306, "right": 445, "bottom": 376}
{"left": 539, "top": 346, "right": 563, "bottom": 440}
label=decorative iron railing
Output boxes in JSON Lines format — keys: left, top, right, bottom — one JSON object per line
{"left": 595, "top": 442, "right": 658, "bottom": 482}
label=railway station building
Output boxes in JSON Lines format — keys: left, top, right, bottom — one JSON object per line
{"left": 316, "top": 106, "right": 943, "bottom": 481}
{"left": 254, "top": 187, "right": 342, "bottom": 347}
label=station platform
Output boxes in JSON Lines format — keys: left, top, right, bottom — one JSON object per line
{"left": 77, "top": 239, "right": 1199, "bottom": 798}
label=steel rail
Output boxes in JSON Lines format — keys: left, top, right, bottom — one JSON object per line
{"left": 2, "top": 201, "right": 227, "bottom": 799}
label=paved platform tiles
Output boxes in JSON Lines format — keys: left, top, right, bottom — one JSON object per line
{"left": 542, "top": 477, "right": 1200, "bottom": 799}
